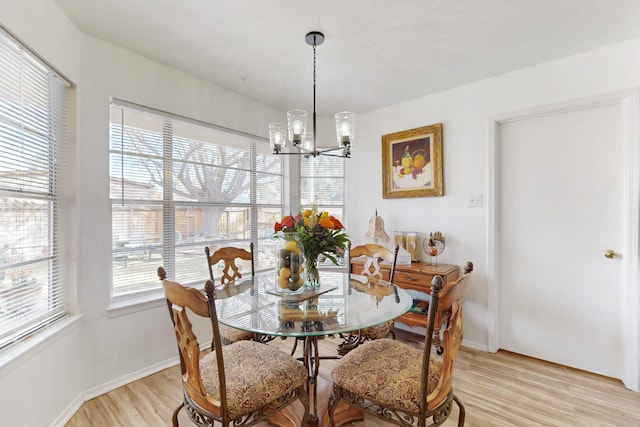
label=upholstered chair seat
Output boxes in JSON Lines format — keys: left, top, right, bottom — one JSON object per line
{"left": 332, "top": 339, "right": 443, "bottom": 414}
{"left": 217, "top": 324, "right": 254, "bottom": 345}
{"left": 158, "top": 266, "right": 309, "bottom": 426}
{"left": 358, "top": 320, "right": 395, "bottom": 341}
{"left": 200, "top": 340, "right": 308, "bottom": 419}
{"left": 328, "top": 262, "right": 474, "bottom": 427}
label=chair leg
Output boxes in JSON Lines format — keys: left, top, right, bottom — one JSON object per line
{"left": 298, "top": 385, "right": 310, "bottom": 426}
{"left": 327, "top": 384, "right": 341, "bottom": 427}
{"left": 172, "top": 401, "right": 184, "bottom": 427}
{"left": 290, "top": 337, "right": 299, "bottom": 355}
{"left": 453, "top": 393, "right": 465, "bottom": 426}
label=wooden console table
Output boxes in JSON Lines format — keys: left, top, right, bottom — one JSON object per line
{"left": 350, "top": 260, "right": 459, "bottom": 329}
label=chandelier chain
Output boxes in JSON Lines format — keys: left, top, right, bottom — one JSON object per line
{"left": 313, "top": 37, "right": 317, "bottom": 87}
{"left": 312, "top": 36, "right": 317, "bottom": 153}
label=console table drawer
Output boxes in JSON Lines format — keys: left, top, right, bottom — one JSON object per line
{"left": 393, "top": 271, "right": 430, "bottom": 290}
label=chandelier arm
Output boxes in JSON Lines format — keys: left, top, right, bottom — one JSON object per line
{"left": 316, "top": 153, "right": 348, "bottom": 158}
{"left": 316, "top": 146, "right": 346, "bottom": 154}
{"left": 315, "top": 149, "right": 349, "bottom": 158}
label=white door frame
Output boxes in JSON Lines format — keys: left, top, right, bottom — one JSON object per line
{"left": 487, "top": 89, "right": 640, "bottom": 391}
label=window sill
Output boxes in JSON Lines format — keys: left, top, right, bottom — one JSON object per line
{"left": 108, "top": 279, "right": 206, "bottom": 318}
{"left": 0, "top": 314, "right": 83, "bottom": 375}
{"left": 107, "top": 293, "right": 166, "bottom": 318}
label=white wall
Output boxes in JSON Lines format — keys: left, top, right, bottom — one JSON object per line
{"left": 75, "top": 32, "right": 285, "bottom": 393}
{"left": 0, "top": 1, "right": 84, "bottom": 425}
{"left": 0, "top": 1, "right": 284, "bottom": 426}
{"left": 2, "top": 0, "right": 640, "bottom": 425}
{"left": 348, "top": 37, "right": 640, "bottom": 349}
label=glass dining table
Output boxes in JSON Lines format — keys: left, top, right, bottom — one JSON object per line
{"left": 215, "top": 269, "right": 413, "bottom": 426}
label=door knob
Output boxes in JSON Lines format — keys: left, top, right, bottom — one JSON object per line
{"left": 604, "top": 250, "right": 618, "bottom": 259}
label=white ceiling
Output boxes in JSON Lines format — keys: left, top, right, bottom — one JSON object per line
{"left": 55, "top": 0, "right": 640, "bottom": 115}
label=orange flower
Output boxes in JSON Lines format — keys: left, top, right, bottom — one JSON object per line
{"left": 274, "top": 222, "right": 283, "bottom": 232}
{"left": 318, "top": 217, "right": 335, "bottom": 229}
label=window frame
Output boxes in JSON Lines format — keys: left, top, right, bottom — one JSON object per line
{"left": 109, "top": 100, "right": 283, "bottom": 301}
{"left": 0, "top": 25, "right": 72, "bottom": 350}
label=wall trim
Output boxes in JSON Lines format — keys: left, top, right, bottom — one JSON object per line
{"left": 82, "top": 354, "right": 180, "bottom": 401}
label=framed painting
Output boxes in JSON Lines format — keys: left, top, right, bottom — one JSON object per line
{"left": 382, "top": 123, "right": 443, "bottom": 198}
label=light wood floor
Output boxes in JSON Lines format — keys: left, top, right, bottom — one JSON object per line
{"left": 67, "top": 331, "right": 640, "bottom": 426}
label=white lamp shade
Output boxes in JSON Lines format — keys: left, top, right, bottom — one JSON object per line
{"left": 287, "top": 109, "right": 308, "bottom": 145}
{"left": 301, "top": 131, "right": 314, "bottom": 152}
{"left": 335, "top": 111, "right": 355, "bottom": 146}
{"left": 269, "top": 123, "right": 287, "bottom": 152}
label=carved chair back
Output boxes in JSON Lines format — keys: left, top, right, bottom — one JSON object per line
{"left": 158, "top": 267, "right": 229, "bottom": 422}
{"left": 205, "top": 243, "right": 254, "bottom": 285}
{"left": 348, "top": 243, "right": 399, "bottom": 280}
{"left": 421, "top": 266, "right": 472, "bottom": 418}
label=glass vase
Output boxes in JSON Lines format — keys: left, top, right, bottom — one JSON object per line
{"left": 275, "top": 232, "right": 304, "bottom": 294}
{"left": 303, "top": 252, "right": 320, "bottom": 288}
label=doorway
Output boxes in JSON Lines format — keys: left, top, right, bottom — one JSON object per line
{"left": 489, "top": 91, "right": 639, "bottom": 390}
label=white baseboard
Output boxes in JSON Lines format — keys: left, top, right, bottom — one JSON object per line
{"left": 461, "top": 339, "right": 489, "bottom": 352}
{"left": 82, "top": 354, "right": 181, "bottom": 401}
{"left": 49, "top": 342, "right": 214, "bottom": 426}
{"left": 50, "top": 355, "right": 180, "bottom": 427}
{"left": 50, "top": 395, "right": 84, "bottom": 427}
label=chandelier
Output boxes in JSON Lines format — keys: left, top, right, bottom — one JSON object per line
{"left": 269, "top": 31, "right": 355, "bottom": 158}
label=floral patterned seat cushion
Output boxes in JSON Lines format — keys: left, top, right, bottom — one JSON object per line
{"left": 218, "top": 324, "right": 254, "bottom": 344}
{"left": 200, "top": 340, "right": 307, "bottom": 419}
{"left": 331, "top": 338, "right": 442, "bottom": 414}
{"left": 359, "top": 320, "right": 394, "bottom": 340}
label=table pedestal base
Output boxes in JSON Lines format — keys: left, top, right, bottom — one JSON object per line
{"left": 267, "top": 408, "right": 303, "bottom": 427}
{"left": 320, "top": 401, "right": 364, "bottom": 427}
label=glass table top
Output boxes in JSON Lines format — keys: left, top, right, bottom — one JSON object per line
{"left": 215, "top": 270, "right": 413, "bottom": 338}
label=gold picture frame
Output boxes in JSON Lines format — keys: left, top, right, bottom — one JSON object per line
{"left": 382, "top": 123, "right": 443, "bottom": 198}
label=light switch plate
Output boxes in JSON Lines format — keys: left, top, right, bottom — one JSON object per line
{"left": 467, "top": 194, "right": 483, "bottom": 207}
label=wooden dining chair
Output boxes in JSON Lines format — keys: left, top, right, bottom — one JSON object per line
{"left": 204, "top": 243, "right": 270, "bottom": 344}
{"left": 158, "top": 267, "right": 309, "bottom": 427}
{"left": 337, "top": 243, "right": 400, "bottom": 355}
{"left": 328, "top": 262, "right": 473, "bottom": 427}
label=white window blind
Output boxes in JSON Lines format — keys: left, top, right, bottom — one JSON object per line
{"left": 300, "top": 155, "right": 346, "bottom": 218}
{"left": 109, "top": 101, "right": 283, "bottom": 299}
{"left": 0, "top": 27, "right": 72, "bottom": 349}
{"left": 299, "top": 155, "right": 346, "bottom": 265}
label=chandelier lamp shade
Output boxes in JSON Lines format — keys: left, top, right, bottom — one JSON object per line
{"left": 269, "top": 31, "right": 355, "bottom": 158}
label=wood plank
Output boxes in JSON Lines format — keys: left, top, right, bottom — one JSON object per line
{"left": 66, "top": 330, "right": 640, "bottom": 426}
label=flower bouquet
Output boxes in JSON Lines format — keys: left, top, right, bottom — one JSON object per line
{"left": 274, "top": 205, "right": 350, "bottom": 289}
